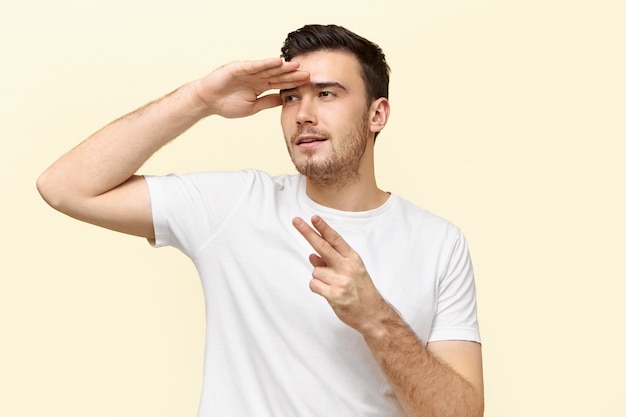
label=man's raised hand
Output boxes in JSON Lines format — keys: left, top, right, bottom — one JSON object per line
{"left": 194, "top": 58, "right": 309, "bottom": 119}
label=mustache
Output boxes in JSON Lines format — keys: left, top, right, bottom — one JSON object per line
{"left": 290, "top": 127, "right": 331, "bottom": 143}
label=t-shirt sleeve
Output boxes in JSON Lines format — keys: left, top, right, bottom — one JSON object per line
{"left": 145, "top": 171, "right": 252, "bottom": 259}
{"left": 428, "top": 228, "right": 481, "bottom": 343}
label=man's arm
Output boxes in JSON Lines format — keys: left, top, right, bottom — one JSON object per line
{"left": 37, "top": 58, "right": 309, "bottom": 239}
{"left": 364, "top": 315, "right": 484, "bottom": 417}
{"left": 292, "top": 215, "right": 484, "bottom": 417}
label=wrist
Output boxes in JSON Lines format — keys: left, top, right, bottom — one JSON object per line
{"left": 359, "top": 299, "right": 404, "bottom": 342}
{"left": 186, "top": 79, "right": 219, "bottom": 118}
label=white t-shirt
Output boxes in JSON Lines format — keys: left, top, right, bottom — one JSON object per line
{"left": 146, "top": 169, "right": 480, "bottom": 417}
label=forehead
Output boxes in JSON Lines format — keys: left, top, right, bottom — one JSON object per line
{"left": 291, "top": 50, "right": 364, "bottom": 88}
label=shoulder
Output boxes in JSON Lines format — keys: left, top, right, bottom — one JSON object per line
{"left": 390, "top": 194, "right": 462, "bottom": 239}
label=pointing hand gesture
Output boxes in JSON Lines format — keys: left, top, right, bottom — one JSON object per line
{"left": 293, "top": 215, "right": 390, "bottom": 335}
{"left": 195, "top": 58, "right": 309, "bottom": 119}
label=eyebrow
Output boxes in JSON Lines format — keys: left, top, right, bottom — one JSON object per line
{"left": 279, "top": 81, "right": 348, "bottom": 96}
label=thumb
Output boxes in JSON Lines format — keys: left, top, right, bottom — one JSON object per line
{"left": 252, "top": 93, "right": 282, "bottom": 114}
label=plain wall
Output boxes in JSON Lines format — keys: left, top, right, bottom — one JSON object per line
{"left": 2, "top": 0, "right": 625, "bottom": 416}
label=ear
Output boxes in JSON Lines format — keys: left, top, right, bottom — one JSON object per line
{"left": 368, "top": 97, "right": 390, "bottom": 134}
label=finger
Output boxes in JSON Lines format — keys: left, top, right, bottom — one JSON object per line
{"left": 263, "top": 61, "right": 304, "bottom": 78}
{"left": 309, "top": 276, "right": 329, "bottom": 298}
{"left": 241, "top": 57, "right": 288, "bottom": 74}
{"left": 309, "top": 253, "right": 327, "bottom": 268}
{"left": 266, "top": 72, "right": 309, "bottom": 90}
{"left": 292, "top": 217, "right": 343, "bottom": 265}
{"left": 308, "top": 254, "right": 332, "bottom": 298}
{"left": 243, "top": 58, "right": 302, "bottom": 77}
{"left": 310, "top": 215, "right": 355, "bottom": 257}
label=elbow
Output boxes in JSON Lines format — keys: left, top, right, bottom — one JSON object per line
{"left": 470, "top": 391, "right": 485, "bottom": 417}
{"left": 36, "top": 168, "right": 68, "bottom": 212}
{"left": 475, "top": 400, "right": 485, "bottom": 417}
{"left": 36, "top": 169, "right": 57, "bottom": 209}
{"left": 464, "top": 384, "right": 484, "bottom": 417}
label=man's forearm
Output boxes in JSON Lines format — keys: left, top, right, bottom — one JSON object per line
{"left": 364, "top": 305, "right": 484, "bottom": 417}
{"left": 37, "top": 81, "right": 207, "bottom": 206}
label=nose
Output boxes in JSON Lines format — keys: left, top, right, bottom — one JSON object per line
{"left": 296, "top": 96, "right": 317, "bottom": 125}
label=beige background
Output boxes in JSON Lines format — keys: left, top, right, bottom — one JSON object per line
{"left": 2, "top": 0, "right": 625, "bottom": 416}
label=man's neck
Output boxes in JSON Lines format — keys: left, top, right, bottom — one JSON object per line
{"left": 305, "top": 176, "right": 390, "bottom": 212}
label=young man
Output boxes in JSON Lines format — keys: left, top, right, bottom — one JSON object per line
{"left": 38, "top": 25, "right": 484, "bottom": 417}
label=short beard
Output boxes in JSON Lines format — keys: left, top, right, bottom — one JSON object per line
{"left": 290, "top": 113, "right": 370, "bottom": 189}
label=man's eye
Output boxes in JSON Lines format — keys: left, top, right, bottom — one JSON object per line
{"left": 319, "top": 91, "right": 335, "bottom": 98}
{"left": 283, "top": 95, "right": 298, "bottom": 103}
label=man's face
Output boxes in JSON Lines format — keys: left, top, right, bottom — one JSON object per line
{"left": 280, "top": 50, "right": 373, "bottom": 187}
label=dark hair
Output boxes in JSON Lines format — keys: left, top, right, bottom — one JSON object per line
{"left": 281, "top": 24, "right": 390, "bottom": 103}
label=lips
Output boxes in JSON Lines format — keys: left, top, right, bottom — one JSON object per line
{"left": 295, "top": 135, "right": 327, "bottom": 145}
